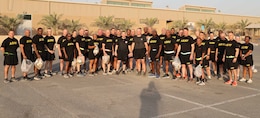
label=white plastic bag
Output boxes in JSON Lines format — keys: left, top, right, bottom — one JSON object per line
{"left": 194, "top": 65, "right": 202, "bottom": 77}
{"left": 172, "top": 57, "right": 181, "bottom": 71}
{"left": 252, "top": 65, "right": 258, "bottom": 73}
{"left": 93, "top": 44, "right": 99, "bottom": 56}
{"left": 72, "top": 58, "right": 77, "bottom": 67}
{"left": 102, "top": 55, "right": 110, "bottom": 64}
{"left": 34, "top": 58, "right": 44, "bottom": 70}
{"left": 77, "top": 55, "right": 85, "bottom": 65}
{"left": 21, "top": 59, "right": 33, "bottom": 72}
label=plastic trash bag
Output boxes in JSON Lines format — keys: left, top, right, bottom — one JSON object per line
{"left": 21, "top": 59, "right": 33, "bottom": 72}
{"left": 172, "top": 57, "right": 181, "bottom": 71}
{"left": 72, "top": 58, "right": 77, "bottom": 67}
{"left": 194, "top": 65, "right": 202, "bottom": 77}
{"left": 252, "top": 65, "right": 258, "bottom": 73}
{"left": 93, "top": 44, "right": 99, "bottom": 56}
{"left": 77, "top": 55, "right": 85, "bottom": 65}
{"left": 102, "top": 55, "right": 110, "bottom": 64}
{"left": 34, "top": 58, "right": 44, "bottom": 70}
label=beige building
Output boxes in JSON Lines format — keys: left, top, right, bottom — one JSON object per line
{"left": 101, "top": 0, "right": 152, "bottom": 7}
{"left": 0, "top": 0, "right": 260, "bottom": 35}
{"left": 179, "top": 5, "right": 216, "bottom": 13}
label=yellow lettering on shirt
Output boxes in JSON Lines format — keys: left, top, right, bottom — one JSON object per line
{"left": 202, "top": 42, "right": 205, "bottom": 45}
{"left": 26, "top": 40, "right": 32, "bottom": 43}
{"left": 160, "top": 37, "right": 165, "bottom": 40}
{"left": 241, "top": 46, "right": 249, "bottom": 49}
{"left": 107, "top": 39, "right": 113, "bottom": 42}
{"left": 172, "top": 36, "right": 176, "bottom": 39}
{"left": 181, "top": 39, "right": 189, "bottom": 43}
{"left": 209, "top": 42, "right": 215, "bottom": 45}
{"left": 39, "top": 38, "right": 44, "bottom": 42}
{"left": 98, "top": 38, "right": 103, "bottom": 41}
{"left": 164, "top": 40, "right": 171, "bottom": 44}
{"left": 94, "top": 42, "right": 99, "bottom": 45}
{"left": 81, "top": 38, "right": 85, "bottom": 41}
{"left": 130, "top": 38, "right": 133, "bottom": 41}
{"left": 226, "top": 43, "right": 232, "bottom": 47}
{"left": 67, "top": 43, "right": 74, "bottom": 46}
{"left": 150, "top": 40, "right": 157, "bottom": 43}
{"left": 218, "top": 43, "right": 226, "bottom": 46}
{"left": 47, "top": 39, "right": 55, "bottom": 43}
{"left": 9, "top": 41, "right": 17, "bottom": 45}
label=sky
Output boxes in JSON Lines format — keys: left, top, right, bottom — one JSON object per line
{"left": 63, "top": 0, "right": 260, "bottom": 16}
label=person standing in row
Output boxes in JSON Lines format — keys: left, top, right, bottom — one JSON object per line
{"left": 159, "top": 28, "right": 166, "bottom": 69}
{"left": 88, "top": 34, "right": 99, "bottom": 76}
{"left": 1, "top": 30, "right": 19, "bottom": 83}
{"left": 127, "top": 29, "right": 135, "bottom": 72}
{"left": 208, "top": 32, "right": 218, "bottom": 77}
{"left": 20, "top": 30, "right": 34, "bottom": 81}
{"left": 102, "top": 30, "right": 114, "bottom": 75}
{"left": 75, "top": 29, "right": 86, "bottom": 77}
{"left": 57, "top": 29, "right": 68, "bottom": 75}
{"left": 32, "top": 28, "right": 46, "bottom": 80}
{"left": 44, "top": 28, "right": 56, "bottom": 77}
{"left": 216, "top": 32, "right": 227, "bottom": 80}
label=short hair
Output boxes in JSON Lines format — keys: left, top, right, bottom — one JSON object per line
{"left": 183, "top": 28, "right": 189, "bottom": 31}
{"left": 228, "top": 31, "right": 234, "bottom": 34}
{"left": 37, "top": 28, "right": 43, "bottom": 31}
{"left": 245, "top": 36, "right": 251, "bottom": 40}
{"left": 200, "top": 31, "right": 205, "bottom": 35}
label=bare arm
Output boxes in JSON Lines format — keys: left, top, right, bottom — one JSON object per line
{"left": 1, "top": 47, "right": 5, "bottom": 54}
{"left": 76, "top": 42, "right": 82, "bottom": 56}
{"left": 33, "top": 43, "right": 40, "bottom": 58}
{"left": 176, "top": 44, "right": 181, "bottom": 58}
{"left": 20, "top": 44, "right": 27, "bottom": 59}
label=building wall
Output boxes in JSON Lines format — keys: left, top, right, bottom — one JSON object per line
{"left": 0, "top": 0, "right": 260, "bottom": 35}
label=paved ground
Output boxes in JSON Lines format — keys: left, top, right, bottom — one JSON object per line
{"left": 0, "top": 46, "right": 260, "bottom": 118}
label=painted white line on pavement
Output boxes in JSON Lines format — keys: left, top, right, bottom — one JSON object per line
{"left": 154, "top": 93, "right": 257, "bottom": 118}
{"left": 238, "top": 85, "right": 260, "bottom": 92}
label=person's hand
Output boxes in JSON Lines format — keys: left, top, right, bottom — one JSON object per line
{"left": 114, "top": 52, "right": 117, "bottom": 57}
{"left": 145, "top": 51, "right": 148, "bottom": 55}
{"left": 222, "top": 57, "right": 225, "bottom": 62}
{"left": 155, "top": 54, "right": 160, "bottom": 59}
{"left": 65, "top": 55, "right": 68, "bottom": 59}
{"left": 206, "top": 55, "right": 210, "bottom": 60}
{"left": 58, "top": 52, "right": 62, "bottom": 57}
{"left": 128, "top": 52, "right": 133, "bottom": 57}
{"left": 199, "top": 60, "right": 202, "bottom": 64}
{"left": 189, "top": 55, "right": 193, "bottom": 61}
{"left": 23, "top": 56, "right": 27, "bottom": 59}
{"left": 104, "top": 52, "right": 107, "bottom": 56}
{"left": 215, "top": 57, "right": 218, "bottom": 62}
{"left": 79, "top": 52, "right": 83, "bottom": 56}
{"left": 233, "top": 58, "right": 237, "bottom": 63}
{"left": 50, "top": 50, "right": 55, "bottom": 54}
{"left": 37, "top": 54, "right": 41, "bottom": 59}
{"left": 241, "top": 56, "right": 246, "bottom": 60}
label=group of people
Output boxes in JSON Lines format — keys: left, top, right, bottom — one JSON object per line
{"left": 1, "top": 26, "right": 254, "bottom": 87}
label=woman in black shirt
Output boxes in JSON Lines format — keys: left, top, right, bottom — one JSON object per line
{"left": 62, "top": 34, "right": 76, "bottom": 78}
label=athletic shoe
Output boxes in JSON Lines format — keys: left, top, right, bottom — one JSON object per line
{"left": 198, "top": 81, "right": 205, "bottom": 86}
{"left": 218, "top": 77, "right": 223, "bottom": 80}
{"left": 89, "top": 72, "right": 95, "bottom": 76}
{"left": 10, "top": 77, "right": 17, "bottom": 82}
{"left": 116, "top": 71, "right": 120, "bottom": 75}
{"left": 33, "top": 76, "right": 41, "bottom": 81}
{"left": 68, "top": 73, "right": 74, "bottom": 77}
{"left": 172, "top": 75, "right": 177, "bottom": 80}
{"left": 112, "top": 70, "right": 116, "bottom": 74}
{"left": 76, "top": 72, "right": 84, "bottom": 77}
{"left": 239, "top": 78, "right": 247, "bottom": 82}
{"left": 207, "top": 76, "right": 212, "bottom": 80}
{"left": 232, "top": 81, "right": 238, "bottom": 86}
{"left": 103, "top": 72, "right": 108, "bottom": 75}
{"left": 4, "top": 79, "right": 10, "bottom": 83}
{"left": 107, "top": 71, "right": 113, "bottom": 75}
{"left": 148, "top": 73, "right": 156, "bottom": 78}
{"left": 225, "top": 80, "right": 233, "bottom": 85}
{"left": 50, "top": 71, "right": 57, "bottom": 76}
{"left": 176, "top": 73, "right": 181, "bottom": 78}
{"left": 162, "top": 74, "right": 170, "bottom": 79}
{"left": 44, "top": 72, "right": 51, "bottom": 78}
{"left": 122, "top": 71, "right": 126, "bottom": 74}
{"left": 155, "top": 74, "right": 160, "bottom": 79}
{"left": 20, "top": 76, "right": 29, "bottom": 81}
{"left": 196, "top": 80, "right": 201, "bottom": 85}
{"left": 94, "top": 72, "right": 98, "bottom": 75}
{"left": 58, "top": 71, "right": 64, "bottom": 76}
{"left": 247, "top": 79, "right": 253, "bottom": 84}
{"left": 63, "top": 74, "right": 70, "bottom": 78}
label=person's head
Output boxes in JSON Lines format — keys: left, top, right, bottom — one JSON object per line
{"left": 24, "top": 30, "right": 30, "bottom": 37}
{"left": 116, "top": 29, "right": 121, "bottom": 36}
{"left": 92, "top": 34, "right": 97, "bottom": 40}
{"left": 72, "top": 30, "right": 77, "bottom": 38}
{"left": 37, "top": 28, "right": 43, "bottom": 35}
{"left": 121, "top": 31, "right": 126, "bottom": 38}
{"left": 148, "top": 27, "right": 152, "bottom": 34}
{"left": 220, "top": 32, "right": 226, "bottom": 40}
{"left": 111, "top": 28, "right": 116, "bottom": 35}
{"left": 235, "top": 36, "right": 240, "bottom": 42}
{"left": 244, "top": 36, "right": 251, "bottom": 43}
{"left": 178, "top": 29, "right": 183, "bottom": 36}
{"left": 105, "top": 30, "right": 110, "bottom": 37}
{"left": 84, "top": 30, "right": 89, "bottom": 36}
{"left": 218, "top": 30, "right": 223, "bottom": 37}
{"left": 66, "top": 33, "right": 72, "bottom": 40}
{"left": 62, "top": 29, "right": 68, "bottom": 36}
{"left": 228, "top": 31, "right": 234, "bottom": 40}
{"left": 143, "top": 27, "right": 148, "bottom": 33}
{"left": 127, "top": 29, "right": 131, "bottom": 36}
{"left": 97, "top": 29, "right": 103, "bottom": 36}
{"left": 8, "top": 30, "right": 15, "bottom": 38}
{"left": 137, "top": 28, "right": 142, "bottom": 36}
{"left": 183, "top": 28, "right": 189, "bottom": 36}
{"left": 171, "top": 28, "right": 175, "bottom": 34}
{"left": 161, "top": 28, "right": 166, "bottom": 35}
{"left": 166, "top": 30, "right": 171, "bottom": 38}
{"left": 131, "top": 29, "right": 135, "bottom": 36}
{"left": 47, "top": 28, "right": 52, "bottom": 36}
{"left": 196, "top": 37, "right": 202, "bottom": 45}
{"left": 152, "top": 29, "right": 157, "bottom": 37}
{"left": 209, "top": 32, "right": 214, "bottom": 40}
{"left": 78, "top": 29, "right": 84, "bottom": 36}
{"left": 195, "top": 30, "right": 200, "bottom": 38}
{"left": 199, "top": 32, "right": 206, "bottom": 40}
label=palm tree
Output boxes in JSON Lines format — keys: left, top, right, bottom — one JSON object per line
{"left": 143, "top": 18, "right": 158, "bottom": 27}
{"left": 113, "top": 19, "right": 135, "bottom": 31}
{"left": 171, "top": 18, "right": 189, "bottom": 30}
{"left": 215, "top": 22, "right": 227, "bottom": 31}
{"left": 237, "top": 19, "right": 251, "bottom": 35}
{"left": 0, "top": 14, "right": 23, "bottom": 34}
{"left": 38, "top": 13, "right": 63, "bottom": 35}
{"left": 92, "top": 16, "right": 114, "bottom": 30}
{"left": 60, "top": 19, "right": 86, "bottom": 32}
{"left": 196, "top": 18, "right": 215, "bottom": 33}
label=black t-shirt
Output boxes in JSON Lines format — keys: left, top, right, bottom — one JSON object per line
{"left": 201, "top": 39, "right": 209, "bottom": 54}
{"left": 208, "top": 39, "right": 217, "bottom": 52}
{"left": 102, "top": 36, "right": 114, "bottom": 50}
{"left": 116, "top": 37, "right": 130, "bottom": 51}
{"left": 44, "top": 36, "right": 56, "bottom": 50}
{"left": 20, "top": 36, "right": 33, "bottom": 56}
{"left": 127, "top": 36, "right": 134, "bottom": 45}
{"left": 225, "top": 40, "right": 239, "bottom": 56}
{"left": 1, "top": 37, "right": 19, "bottom": 55}
{"left": 62, "top": 39, "right": 75, "bottom": 55}
{"left": 176, "top": 35, "right": 182, "bottom": 44}
{"left": 159, "top": 34, "right": 166, "bottom": 42}
{"left": 133, "top": 35, "right": 147, "bottom": 49}
{"left": 240, "top": 43, "right": 253, "bottom": 55}
{"left": 75, "top": 35, "right": 86, "bottom": 51}
{"left": 217, "top": 38, "right": 228, "bottom": 55}
{"left": 149, "top": 36, "right": 162, "bottom": 51}
{"left": 85, "top": 36, "right": 92, "bottom": 52}
{"left": 171, "top": 34, "right": 178, "bottom": 40}
{"left": 163, "top": 37, "right": 176, "bottom": 51}
{"left": 32, "top": 34, "right": 45, "bottom": 51}
{"left": 195, "top": 44, "right": 203, "bottom": 59}
{"left": 179, "top": 36, "right": 194, "bottom": 52}
{"left": 57, "top": 36, "right": 67, "bottom": 48}
{"left": 97, "top": 35, "right": 104, "bottom": 49}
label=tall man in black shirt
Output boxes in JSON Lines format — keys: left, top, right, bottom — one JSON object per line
{"left": 223, "top": 32, "right": 239, "bottom": 86}
{"left": 102, "top": 30, "right": 114, "bottom": 75}
{"left": 216, "top": 32, "right": 227, "bottom": 80}
{"left": 1, "top": 30, "right": 19, "bottom": 83}
{"left": 159, "top": 28, "right": 166, "bottom": 68}
{"left": 208, "top": 32, "right": 218, "bottom": 76}
{"left": 44, "top": 28, "right": 56, "bottom": 77}
{"left": 20, "top": 30, "right": 34, "bottom": 81}
{"left": 75, "top": 29, "right": 86, "bottom": 77}
{"left": 32, "top": 28, "right": 45, "bottom": 80}
{"left": 57, "top": 29, "right": 68, "bottom": 75}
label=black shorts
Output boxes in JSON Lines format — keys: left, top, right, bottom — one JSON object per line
{"left": 21, "top": 53, "right": 35, "bottom": 62}
{"left": 34, "top": 51, "right": 46, "bottom": 61}
{"left": 134, "top": 48, "right": 146, "bottom": 59}
{"left": 64, "top": 53, "right": 74, "bottom": 62}
{"left": 4, "top": 55, "right": 18, "bottom": 66}
{"left": 88, "top": 50, "right": 97, "bottom": 60}
{"left": 59, "top": 51, "right": 65, "bottom": 59}
{"left": 217, "top": 54, "right": 224, "bottom": 65}
{"left": 46, "top": 51, "right": 55, "bottom": 61}
{"left": 164, "top": 53, "right": 174, "bottom": 61}
{"left": 150, "top": 51, "right": 159, "bottom": 61}
{"left": 180, "top": 54, "right": 192, "bottom": 65}
{"left": 76, "top": 50, "right": 86, "bottom": 57}
{"left": 241, "top": 56, "right": 253, "bottom": 67}
{"left": 160, "top": 48, "right": 164, "bottom": 56}
{"left": 118, "top": 50, "right": 128, "bottom": 62}
{"left": 196, "top": 58, "right": 209, "bottom": 68}
{"left": 225, "top": 58, "right": 238, "bottom": 70}
{"left": 209, "top": 53, "right": 216, "bottom": 62}
{"left": 97, "top": 51, "right": 103, "bottom": 59}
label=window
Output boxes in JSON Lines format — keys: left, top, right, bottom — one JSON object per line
{"left": 185, "top": 8, "right": 200, "bottom": 12}
{"left": 23, "top": 14, "right": 31, "bottom": 20}
{"left": 131, "top": 3, "right": 151, "bottom": 8}
{"left": 107, "top": 1, "right": 129, "bottom": 6}
{"left": 201, "top": 9, "right": 215, "bottom": 13}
